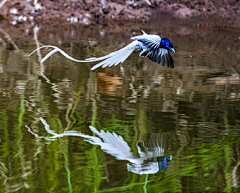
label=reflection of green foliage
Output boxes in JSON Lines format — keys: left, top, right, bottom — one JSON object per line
{"left": 144, "top": 139, "right": 236, "bottom": 193}
{"left": 69, "top": 67, "right": 88, "bottom": 130}
{"left": 2, "top": 96, "right": 239, "bottom": 193}
{"left": 0, "top": 109, "right": 8, "bottom": 191}
{"left": 1, "top": 80, "right": 240, "bottom": 193}
{"left": 101, "top": 117, "right": 134, "bottom": 142}
{"left": 1, "top": 29, "right": 240, "bottom": 193}
{"left": 0, "top": 109, "right": 9, "bottom": 159}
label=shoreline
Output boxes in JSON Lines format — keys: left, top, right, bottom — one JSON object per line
{"left": 0, "top": 0, "right": 240, "bottom": 26}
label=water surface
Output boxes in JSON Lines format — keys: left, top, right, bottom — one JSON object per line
{"left": 0, "top": 17, "right": 240, "bottom": 192}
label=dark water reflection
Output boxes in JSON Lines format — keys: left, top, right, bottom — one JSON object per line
{"left": 0, "top": 17, "right": 240, "bottom": 192}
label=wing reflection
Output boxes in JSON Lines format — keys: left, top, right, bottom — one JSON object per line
{"left": 128, "top": 133, "right": 172, "bottom": 175}
{"left": 26, "top": 118, "right": 172, "bottom": 175}
{"left": 87, "top": 126, "right": 172, "bottom": 175}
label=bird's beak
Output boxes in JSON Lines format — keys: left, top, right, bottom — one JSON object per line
{"left": 170, "top": 48, "right": 175, "bottom": 53}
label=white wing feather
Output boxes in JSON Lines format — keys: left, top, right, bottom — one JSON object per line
{"left": 131, "top": 33, "right": 161, "bottom": 51}
{"left": 131, "top": 32, "right": 161, "bottom": 43}
{"left": 86, "top": 126, "right": 134, "bottom": 160}
{"left": 87, "top": 41, "right": 139, "bottom": 70}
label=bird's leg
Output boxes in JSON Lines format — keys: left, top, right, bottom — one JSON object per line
{"left": 136, "top": 45, "right": 143, "bottom": 52}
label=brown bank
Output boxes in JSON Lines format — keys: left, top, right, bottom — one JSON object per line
{"left": 0, "top": 0, "right": 240, "bottom": 25}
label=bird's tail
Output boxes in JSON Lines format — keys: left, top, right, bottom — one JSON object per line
{"left": 29, "top": 42, "right": 138, "bottom": 70}
{"left": 86, "top": 41, "right": 139, "bottom": 70}
{"left": 28, "top": 45, "right": 90, "bottom": 63}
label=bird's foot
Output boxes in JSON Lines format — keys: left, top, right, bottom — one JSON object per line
{"left": 136, "top": 45, "right": 143, "bottom": 52}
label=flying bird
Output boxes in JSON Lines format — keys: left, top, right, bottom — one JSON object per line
{"left": 29, "top": 31, "right": 175, "bottom": 70}
{"left": 87, "top": 30, "right": 175, "bottom": 70}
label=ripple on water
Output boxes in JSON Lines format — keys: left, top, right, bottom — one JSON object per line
{"left": 0, "top": 19, "right": 240, "bottom": 192}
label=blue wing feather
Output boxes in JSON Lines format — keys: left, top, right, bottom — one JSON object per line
{"left": 137, "top": 39, "right": 160, "bottom": 51}
{"left": 139, "top": 45, "right": 174, "bottom": 69}
{"left": 147, "top": 48, "right": 174, "bottom": 69}
{"left": 131, "top": 33, "right": 174, "bottom": 69}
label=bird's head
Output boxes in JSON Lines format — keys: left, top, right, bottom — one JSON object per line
{"left": 161, "top": 38, "right": 175, "bottom": 53}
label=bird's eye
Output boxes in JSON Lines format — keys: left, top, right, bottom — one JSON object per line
{"left": 166, "top": 43, "right": 169, "bottom": 46}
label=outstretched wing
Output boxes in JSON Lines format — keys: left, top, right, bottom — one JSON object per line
{"left": 131, "top": 31, "right": 161, "bottom": 52}
{"left": 147, "top": 48, "right": 174, "bottom": 69}
{"left": 86, "top": 41, "right": 139, "bottom": 70}
{"left": 86, "top": 126, "right": 134, "bottom": 160}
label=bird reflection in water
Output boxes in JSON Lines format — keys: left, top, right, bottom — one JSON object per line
{"left": 26, "top": 117, "right": 172, "bottom": 175}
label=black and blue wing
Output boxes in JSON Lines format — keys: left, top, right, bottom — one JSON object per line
{"left": 136, "top": 41, "right": 174, "bottom": 69}
{"left": 137, "top": 38, "right": 160, "bottom": 51}
{"left": 131, "top": 32, "right": 174, "bottom": 69}
{"left": 147, "top": 48, "right": 174, "bottom": 69}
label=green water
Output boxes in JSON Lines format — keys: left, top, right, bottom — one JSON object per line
{"left": 0, "top": 17, "right": 240, "bottom": 192}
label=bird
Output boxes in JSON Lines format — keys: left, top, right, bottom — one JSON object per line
{"left": 87, "top": 30, "right": 175, "bottom": 70}
{"left": 29, "top": 31, "right": 175, "bottom": 71}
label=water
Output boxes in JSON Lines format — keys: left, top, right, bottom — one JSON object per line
{"left": 0, "top": 17, "right": 240, "bottom": 192}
